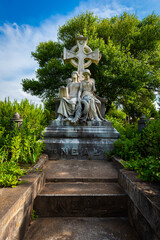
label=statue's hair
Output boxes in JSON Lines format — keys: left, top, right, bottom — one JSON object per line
{"left": 71, "top": 71, "right": 80, "bottom": 82}
{"left": 82, "top": 69, "right": 91, "bottom": 76}
{"left": 71, "top": 71, "right": 80, "bottom": 77}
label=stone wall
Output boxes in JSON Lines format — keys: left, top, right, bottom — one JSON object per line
{"left": 118, "top": 166, "right": 160, "bottom": 240}
{"left": 0, "top": 155, "right": 47, "bottom": 240}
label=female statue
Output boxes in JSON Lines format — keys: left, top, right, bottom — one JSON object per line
{"left": 56, "top": 71, "right": 81, "bottom": 122}
{"left": 81, "top": 69, "right": 104, "bottom": 121}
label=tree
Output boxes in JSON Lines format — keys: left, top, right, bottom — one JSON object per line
{"left": 120, "top": 89, "right": 157, "bottom": 121}
{"left": 22, "top": 11, "right": 160, "bottom": 116}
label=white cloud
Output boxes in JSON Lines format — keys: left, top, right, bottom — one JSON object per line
{"left": 0, "top": 74, "right": 42, "bottom": 105}
{"left": 72, "top": 0, "right": 133, "bottom": 18}
{"left": 0, "top": 16, "right": 64, "bottom": 103}
{"left": 0, "top": 0, "right": 134, "bottom": 104}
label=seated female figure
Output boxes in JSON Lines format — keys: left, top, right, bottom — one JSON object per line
{"left": 81, "top": 69, "right": 104, "bottom": 121}
{"left": 56, "top": 71, "right": 81, "bottom": 122}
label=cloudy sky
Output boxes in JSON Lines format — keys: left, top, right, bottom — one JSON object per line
{"left": 0, "top": 0, "right": 160, "bottom": 105}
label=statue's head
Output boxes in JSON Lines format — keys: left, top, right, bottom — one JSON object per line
{"left": 71, "top": 71, "right": 80, "bottom": 82}
{"left": 82, "top": 69, "right": 91, "bottom": 80}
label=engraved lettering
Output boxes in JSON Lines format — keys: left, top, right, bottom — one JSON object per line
{"left": 93, "top": 148, "right": 101, "bottom": 156}
{"left": 52, "top": 149, "right": 57, "bottom": 154}
{"left": 83, "top": 148, "right": 88, "bottom": 155}
{"left": 61, "top": 147, "right": 69, "bottom": 155}
{"left": 71, "top": 148, "right": 78, "bottom": 155}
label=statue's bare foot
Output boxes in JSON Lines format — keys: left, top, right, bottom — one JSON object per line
{"left": 94, "top": 116, "right": 101, "bottom": 121}
{"left": 70, "top": 117, "right": 77, "bottom": 123}
{"left": 71, "top": 119, "right": 77, "bottom": 124}
{"left": 56, "top": 115, "right": 63, "bottom": 121}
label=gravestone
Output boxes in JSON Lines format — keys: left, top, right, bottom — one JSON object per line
{"left": 44, "top": 36, "right": 120, "bottom": 160}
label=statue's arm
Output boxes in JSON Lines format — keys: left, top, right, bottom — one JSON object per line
{"left": 66, "top": 83, "right": 71, "bottom": 97}
{"left": 92, "top": 79, "right": 96, "bottom": 93}
{"left": 78, "top": 82, "right": 82, "bottom": 101}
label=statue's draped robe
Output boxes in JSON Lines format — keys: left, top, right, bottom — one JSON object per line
{"left": 57, "top": 97, "right": 77, "bottom": 119}
{"left": 57, "top": 82, "right": 81, "bottom": 121}
{"left": 81, "top": 79, "right": 104, "bottom": 121}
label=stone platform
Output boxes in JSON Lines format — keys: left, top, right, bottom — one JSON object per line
{"left": 43, "top": 120, "right": 120, "bottom": 160}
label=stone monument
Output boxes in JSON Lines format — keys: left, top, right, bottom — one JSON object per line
{"left": 44, "top": 36, "right": 120, "bottom": 160}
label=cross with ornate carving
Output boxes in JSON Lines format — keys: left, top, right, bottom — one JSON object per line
{"left": 63, "top": 35, "right": 101, "bottom": 80}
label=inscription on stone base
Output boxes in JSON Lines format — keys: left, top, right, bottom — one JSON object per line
{"left": 44, "top": 121, "right": 119, "bottom": 160}
{"left": 51, "top": 147, "right": 101, "bottom": 156}
{"left": 46, "top": 147, "right": 109, "bottom": 159}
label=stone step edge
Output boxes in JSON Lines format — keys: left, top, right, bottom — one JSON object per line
{"left": 45, "top": 178, "right": 118, "bottom": 183}
{"left": 37, "top": 193, "right": 127, "bottom": 197}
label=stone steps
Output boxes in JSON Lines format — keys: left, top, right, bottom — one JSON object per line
{"left": 24, "top": 217, "right": 138, "bottom": 240}
{"left": 44, "top": 160, "right": 118, "bottom": 182}
{"left": 23, "top": 160, "right": 139, "bottom": 240}
{"left": 33, "top": 182, "right": 128, "bottom": 217}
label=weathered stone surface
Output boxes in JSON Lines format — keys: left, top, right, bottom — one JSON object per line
{"left": 33, "top": 181, "right": 127, "bottom": 217}
{"left": 50, "top": 119, "right": 112, "bottom": 126}
{"left": 33, "top": 160, "right": 127, "bottom": 218}
{"left": 112, "top": 156, "right": 124, "bottom": 169}
{"left": 118, "top": 169, "right": 160, "bottom": 240}
{"left": 45, "top": 160, "right": 118, "bottom": 182}
{"left": 24, "top": 217, "right": 139, "bottom": 240}
{"left": 29, "top": 154, "right": 48, "bottom": 172}
{"left": 55, "top": 98, "right": 106, "bottom": 118}
{"left": 39, "top": 182, "right": 126, "bottom": 195}
{"left": 0, "top": 155, "right": 47, "bottom": 240}
{"left": 128, "top": 198, "right": 159, "bottom": 240}
{"left": 44, "top": 121, "right": 120, "bottom": 160}
{"left": 0, "top": 172, "right": 45, "bottom": 240}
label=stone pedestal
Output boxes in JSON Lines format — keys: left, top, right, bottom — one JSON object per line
{"left": 43, "top": 120, "right": 120, "bottom": 160}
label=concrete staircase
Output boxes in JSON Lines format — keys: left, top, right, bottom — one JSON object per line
{"left": 23, "top": 160, "right": 139, "bottom": 240}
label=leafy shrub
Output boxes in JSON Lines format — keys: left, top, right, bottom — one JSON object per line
{"left": 0, "top": 161, "right": 25, "bottom": 187}
{"left": 106, "top": 115, "right": 126, "bottom": 134}
{"left": 112, "top": 117, "right": 160, "bottom": 182}
{"left": 0, "top": 98, "right": 50, "bottom": 187}
{"left": 138, "top": 119, "right": 160, "bottom": 158}
{"left": 0, "top": 98, "right": 50, "bottom": 145}
{"left": 107, "top": 105, "right": 126, "bottom": 121}
{"left": 122, "top": 156, "right": 160, "bottom": 182}
{"left": 106, "top": 105, "right": 126, "bottom": 134}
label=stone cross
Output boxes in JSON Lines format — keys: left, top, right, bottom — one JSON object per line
{"left": 63, "top": 35, "right": 101, "bottom": 80}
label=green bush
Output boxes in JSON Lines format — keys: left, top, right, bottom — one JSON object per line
{"left": 0, "top": 161, "right": 25, "bottom": 187}
{"left": 138, "top": 119, "right": 160, "bottom": 158}
{"left": 122, "top": 156, "right": 160, "bottom": 182}
{"left": 107, "top": 105, "right": 126, "bottom": 121}
{"left": 112, "top": 117, "right": 160, "bottom": 182}
{"left": 0, "top": 98, "right": 50, "bottom": 145}
{"left": 0, "top": 98, "right": 50, "bottom": 187}
{"left": 106, "top": 115, "right": 126, "bottom": 134}
{"left": 106, "top": 105, "right": 129, "bottom": 135}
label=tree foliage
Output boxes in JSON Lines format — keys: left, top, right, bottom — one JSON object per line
{"left": 22, "top": 11, "right": 160, "bottom": 117}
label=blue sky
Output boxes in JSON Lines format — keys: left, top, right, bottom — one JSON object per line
{"left": 0, "top": 0, "right": 160, "bottom": 104}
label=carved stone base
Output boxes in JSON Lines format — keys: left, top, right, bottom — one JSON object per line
{"left": 43, "top": 120, "right": 120, "bottom": 160}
